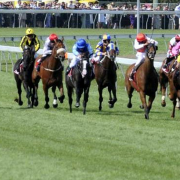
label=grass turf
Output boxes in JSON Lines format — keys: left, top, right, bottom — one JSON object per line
{"left": 0, "top": 28, "right": 180, "bottom": 180}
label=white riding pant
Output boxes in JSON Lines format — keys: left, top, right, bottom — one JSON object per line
{"left": 69, "top": 56, "right": 81, "bottom": 68}
{"left": 93, "top": 56, "right": 101, "bottom": 62}
{"left": 135, "top": 52, "right": 146, "bottom": 66}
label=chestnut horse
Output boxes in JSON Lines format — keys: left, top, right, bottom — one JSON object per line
{"left": 159, "top": 57, "right": 176, "bottom": 107}
{"left": 94, "top": 42, "right": 117, "bottom": 111}
{"left": 14, "top": 46, "right": 35, "bottom": 108}
{"left": 32, "top": 39, "right": 66, "bottom": 109}
{"left": 125, "top": 42, "right": 158, "bottom": 119}
{"left": 159, "top": 58, "right": 180, "bottom": 118}
{"left": 65, "top": 53, "right": 92, "bottom": 114}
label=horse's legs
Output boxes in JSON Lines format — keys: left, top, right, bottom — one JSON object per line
{"left": 108, "top": 84, "right": 117, "bottom": 108}
{"left": 83, "top": 86, "right": 90, "bottom": 115}
{"left": 43, "top": 84, "right": 50, "bottom": 109}
{"left": 126, "top": 86, "right": 134, "bottom": 108}
{"left": 58, "top": 83, "right": 65, "bottom": 103}
{"left": 52, "top": 86, "right": 58, "bottom": 108}
{"left": 23, "top": 82, "right": 32, "bottom": 108}
{"left": 15, "top": 79, "right": 23, "bottom": 106}
{"left": 75, "top": 87, "right": 83, "bottom": 108}
{"left": 98, "top": 86, "right": 103, "bottom": 111}
{"left": 139, "top": 91, "right": 149, "bottom": 119}
{"left": 171, "top": 98, "right": 177, "bottom": 118}
{"left": 159, "top": 73, "right": 168, "bottom": 107}
{"left": 147, "top": 93, "right": 156, "bottom": 114}
{"left": 67, "top": 87, "right": 73, "bottom": 113}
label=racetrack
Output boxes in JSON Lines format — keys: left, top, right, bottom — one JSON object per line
{"left": 0, "top": 28, "right": 180, "bottom": 180}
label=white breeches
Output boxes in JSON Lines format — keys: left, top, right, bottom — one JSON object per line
{"left": 69, "top": 56, "right": 81, "bottom": 68}
{"left": 135, "top": 52, "right": 146, "bottom": 66}
{"left": 93, "top": 56, "right": 101, "bottom": 62}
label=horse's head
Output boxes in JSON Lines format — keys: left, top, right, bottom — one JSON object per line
{"left": 147, "top": 42, "right": 156, "bottom": 60}
{"left": 77, "top": 54, "right": 90, "bottom": 78}
{"left": 53, "top": 39, "right": 66, "bottom": 61}
{"left": 23, "top": 46, "right": 34, "bottom": 70}
{"left": 106, "top": 42, "right": 116, "bottom": 61}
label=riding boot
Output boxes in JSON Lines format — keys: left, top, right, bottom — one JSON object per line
{"left": 66, "top": 66, "right": 71, "bottom": 75}
{"left": 36, "top": 56, "right": 46, "bottom": 72}
{"left": 129, "top": 65, "right": 138, "bottom": 81}
{"left": 14, "top": 59, "right": 23, "bottom": 74}
{"left": 162, "top": 58, "right": 171, "bottom": 73}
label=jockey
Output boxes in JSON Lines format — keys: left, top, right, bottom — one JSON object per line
{"left": 129, "top": 33, "right": 158, "bottom": 81}
{"left": 162, "top": 34, "right": 180, "bottom": 73}
{"left": 36, "top": 33, "right": 58, "bottom": 72}
{"left": 92, "top": 34, "right": 119, "bottom": 63}
{"left": 14, "top": 28, "right": 40, "bottom": 74}
{"left": 66, "top": 38, "right": 93, "bottom": 75}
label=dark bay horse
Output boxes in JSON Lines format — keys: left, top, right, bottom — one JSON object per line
{"left": 14, "top": 46, "right": 35, "bottom": 107}
{"left": 172, "top": 68, "right": 180, "bottom": 117}
{"left": 65, "top": 53, "right": 92, "bottom": 114}
{"left": 159, "top": 58, "right": 180, "bottom": 112}
{"left": 125, "top": 42, "right": 158, "bottom": 119}
{"left": 94, "top": 42, "right": 117, "bottom": 111}
{"left": 32, "top": 39, "right": 66, "bottom": 109}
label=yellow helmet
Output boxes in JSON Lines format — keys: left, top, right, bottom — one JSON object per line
{"left": 26, "top": 28, "right": 34, "bottom": 35}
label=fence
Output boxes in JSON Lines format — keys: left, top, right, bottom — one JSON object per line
{"left": 0, "top": 33, "right": 168, "bottom": 76}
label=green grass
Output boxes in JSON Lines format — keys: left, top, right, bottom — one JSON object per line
{"left": 0, "top": 28, "right": 180, "bottom": 180}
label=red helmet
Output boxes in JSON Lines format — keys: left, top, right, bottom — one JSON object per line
{"left": 175, "top": 34, "right": 180, "bottom": 41}
{"left": 49, "top": 33, "right": 58, "bottom": 41}
{"left": 136, "top": 33, "right": 147, "bottom": 42}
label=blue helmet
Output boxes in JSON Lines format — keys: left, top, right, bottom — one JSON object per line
{"left": 102, "top": 34, "right": 111, "bottom": 40}
{"left": 76, "top": 39, "right": 87, "bottom": 49}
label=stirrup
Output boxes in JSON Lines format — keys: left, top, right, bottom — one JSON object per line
{"left": 14, "top": 69, "right": 19, "bottom": 75}
{"left": 162, "top": 67, "right": 169, "bottom": 73}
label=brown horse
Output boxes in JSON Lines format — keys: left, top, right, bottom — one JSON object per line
{"left": 14, "top": 46, "right": 35, "bottom": 108}
{"left": 32, "top": 39, "right": 66, "bottom": 109}
{"left": 159, "top": 58, "right": 180, "bottom": 118}
{"left": 125, "top": 42, "right": 158, "bottom": 119}
{"left": 159, "top": 57, "right": 176, "bottom": 107}
{"left": 94, "top": 42, "right": 117, "bottom": 111}
{"left": 65, "top": 53, "right": 92, "bottom": 114}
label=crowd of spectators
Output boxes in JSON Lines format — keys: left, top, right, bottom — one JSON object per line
{"left": 0, "top": 0, "right": 179, "bottom": 30}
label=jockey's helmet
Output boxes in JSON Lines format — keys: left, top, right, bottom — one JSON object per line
{"left": 102, "top": 34, "right": 111, "bottom": 41}
{"left": 49, "top": 34, "right": 58, "bottom": 41}
{"left": 136, "top": 33, "right": 147, "bottom": 42}
{"left": 26, "top": 28, "right": 34, "bottom": 35}
{"left": 77, "top": 39, "right": 87, "bottom": 49}
{"left": 175, "top": 34, "right": 180, "bottom": 41}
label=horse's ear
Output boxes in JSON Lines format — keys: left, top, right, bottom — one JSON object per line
{"left": 61, "top": 37, "right": 64, "bottom": 42}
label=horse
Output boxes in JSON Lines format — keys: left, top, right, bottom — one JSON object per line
{"left": 94, "top": 42, "right": 117, "bottom": 111}
{"left": 159, "top": 57, "right": 177, "bottom": 107}
{"left": 65, "top": 52, "right": 92, "bottom": 114}
{"left": 32, "top": 39, "right": 66, "bottom": 109}
{"left": 165, "top": 67, "right": 180, "bottom": 118}
{"left": 14, "top": 46, "right": 35, "bottom": 108}
{"left": 125, "top": 42, "right": 158, "bottom": 119}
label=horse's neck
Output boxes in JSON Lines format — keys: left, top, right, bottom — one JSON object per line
{"left": 143, "top": 56, "right": 154, "bottom": 72}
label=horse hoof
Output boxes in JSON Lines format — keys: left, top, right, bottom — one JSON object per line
{"left": 19, "top": 101, "right": 23, "bottom": 106}
{"left": 127, "top": 103, "right": 132, "bottom": 108}
{"left": 161, "top": 102, "right": 166, "bottom": 107}
{"left": 44, "top": 104, "right": 50, "bottom": 109}
{"left": 75, "top": 102, "right": 80, "bottom": 108}
{"left": 140, "top": 105, "right": 144, "bottom": 109}
{"left": 109, "top": 104, "right": 114, "bottom": 108}
{"left": 145, "top": 114, "right": 149, "bottom": 119}
{"left": 53, "top": 104, "right": 58, "bottom": 108}
{"left": 99, "top": 107, "right": 102, "bottom": 111}
{"left": 34, "top": 101, "right": 38, "bottom": 107}
{"left": 58, "top": 95, "right": 65, "bottom": 103}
